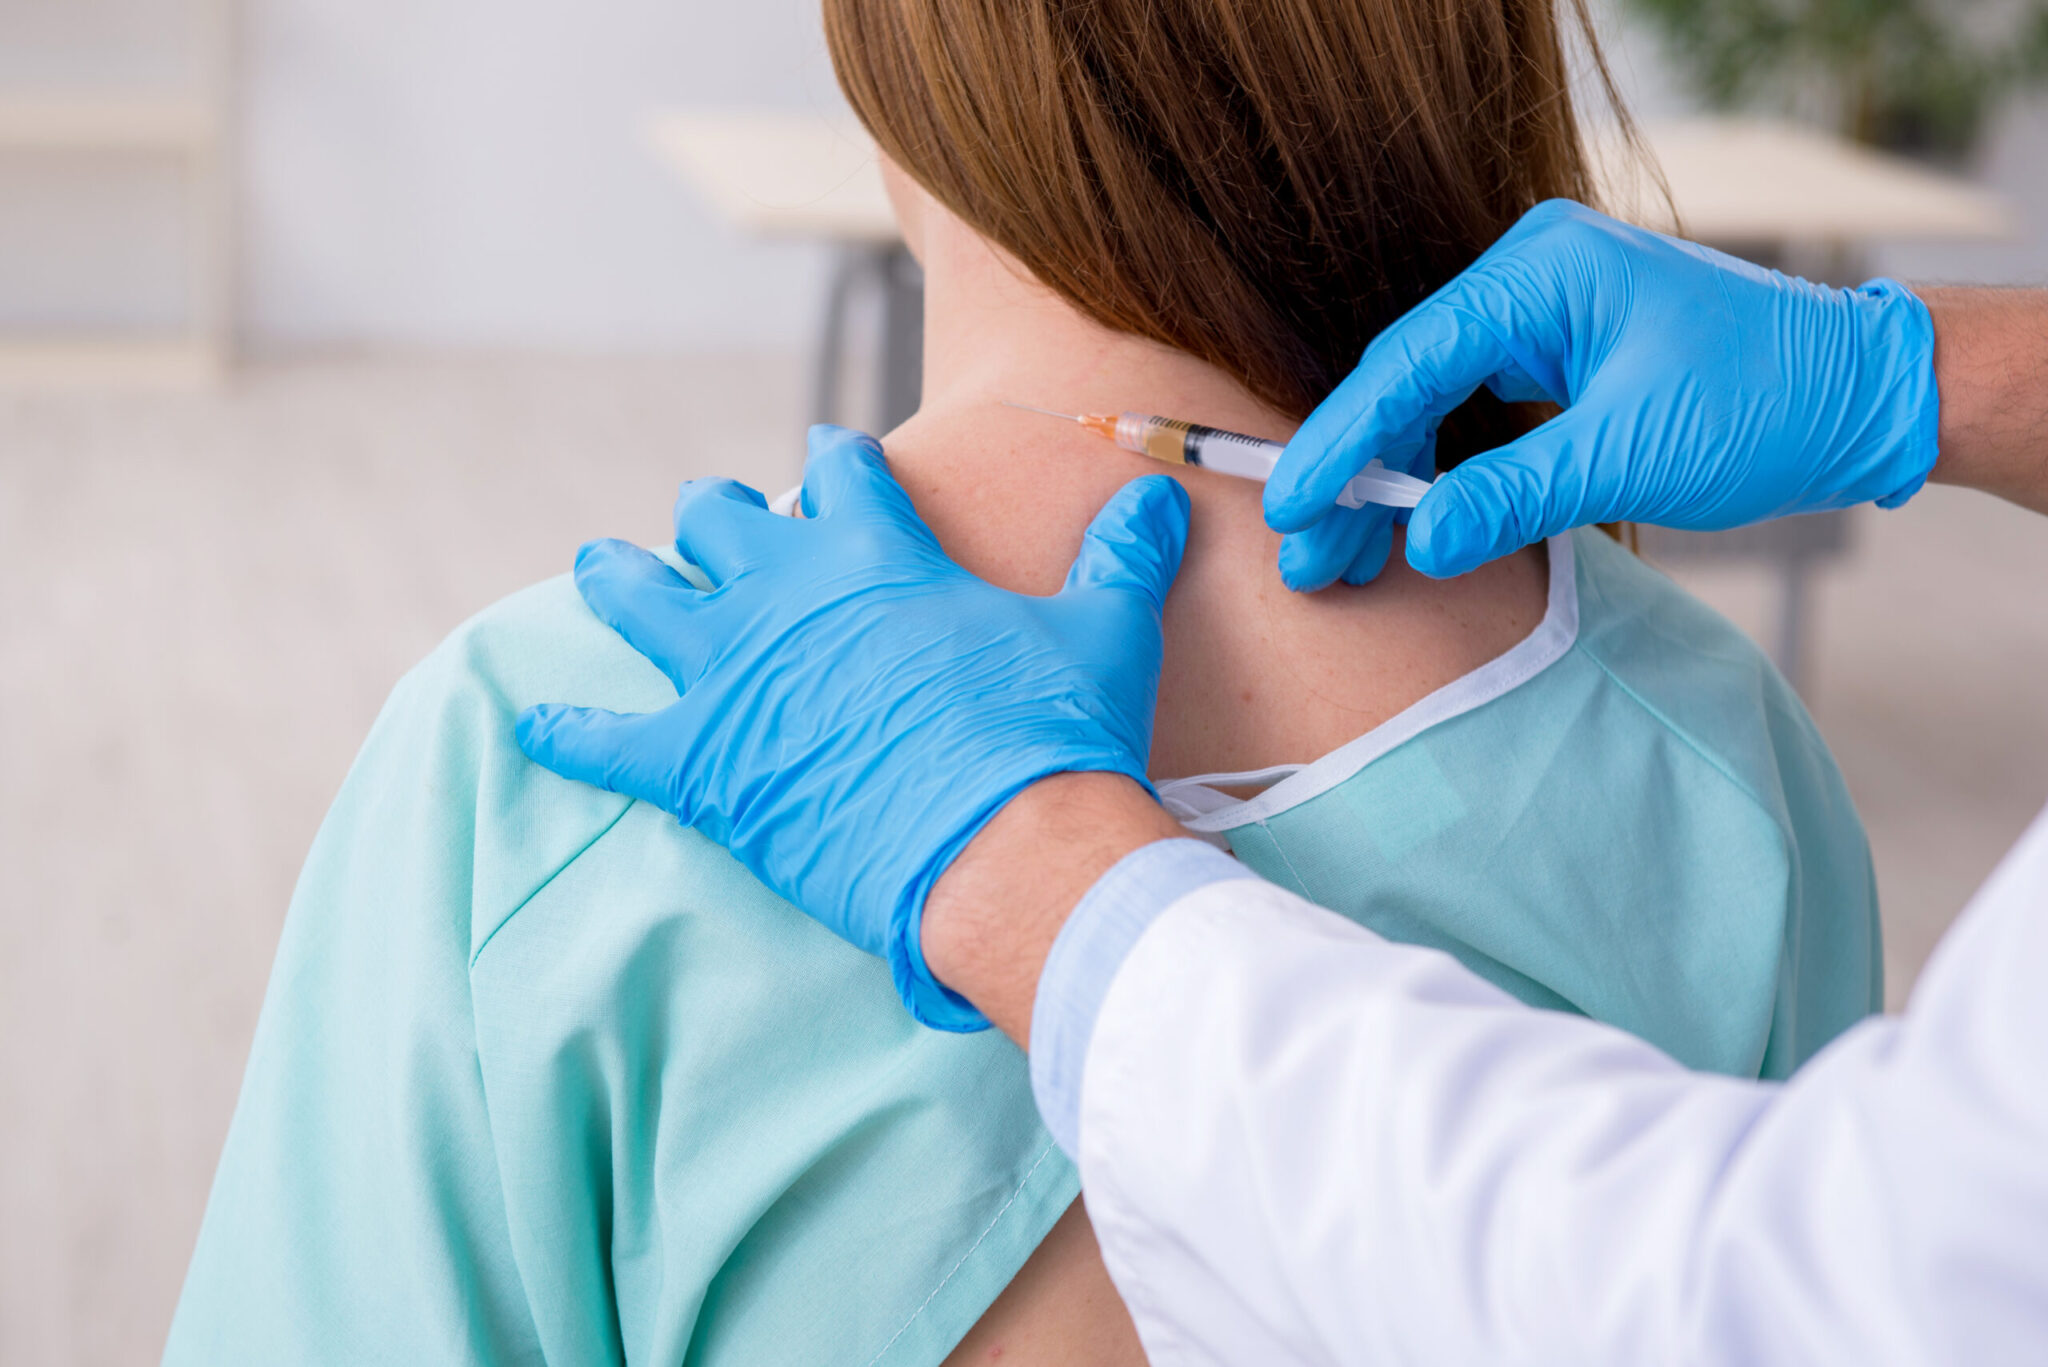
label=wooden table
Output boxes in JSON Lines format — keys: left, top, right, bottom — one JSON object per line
{"left": 649, "top": 114, "right": 919, "bottom": 430}
{"left": 1594, "top": 117, "right": 2011, "bottom": 244}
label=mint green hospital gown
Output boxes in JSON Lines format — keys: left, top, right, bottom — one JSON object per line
{"left": 165, "top": 527, "right": 1878, "bottom": 1363}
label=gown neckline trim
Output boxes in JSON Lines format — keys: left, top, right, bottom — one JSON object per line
{"left": 770, "top": 483, "right": 1581, "bottom": 837}
{"left": 1155, "top": 532, "right": 1580, "bottom": 833}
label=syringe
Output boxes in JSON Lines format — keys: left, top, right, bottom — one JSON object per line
{"left": 1003, "top": 402, "right": 1431, "bottom": 510}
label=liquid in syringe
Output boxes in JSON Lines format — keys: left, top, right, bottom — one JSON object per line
{"left": 1004, "top": 402, "right": 1431, "bottom": 510}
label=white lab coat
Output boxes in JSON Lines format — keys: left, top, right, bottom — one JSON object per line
{"left": 1076, "top": 802, "right": 2048, "bottom": 1365}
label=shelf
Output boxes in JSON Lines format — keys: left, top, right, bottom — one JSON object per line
{"left": 0, "top": 2, "right": 235, "bottom": 385}
{"left": 0, "top": 94, "right": 219, "bottom": 153}
{"left": 0, "top": 337, "right": 225, "bottom": 388}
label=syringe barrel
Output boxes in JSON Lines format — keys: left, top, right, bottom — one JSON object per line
{"left": 1113, "top": 413, "right": 1287, "bottom": 479}
{"left": 1114, "top": 413, "right": 1194, "bottom": 464}
{"left": 1100, "top": 409, "right": 1429, "bottom": 509}
{"left": 1182, "top": 427, "right": 1283, "bottom": 482}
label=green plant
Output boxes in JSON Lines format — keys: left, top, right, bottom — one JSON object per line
{"left": 1626, "top": 0, "right": 2048, "bottom": 157}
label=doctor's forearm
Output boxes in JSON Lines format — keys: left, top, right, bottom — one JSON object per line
{"left": 1924, "top": 287, "right": 2048, "bottom": 514}
{"left": 921, "top": 773, "right": 1182, "bottom": 1045}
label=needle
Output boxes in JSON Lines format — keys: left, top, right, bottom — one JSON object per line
{"left": 1002, "top": 401, "right": 1085, "bottom": 423}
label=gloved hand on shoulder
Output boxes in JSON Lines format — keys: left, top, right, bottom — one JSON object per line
{"left": 516, "top": 424, "right": 1190, "bottom": 1031}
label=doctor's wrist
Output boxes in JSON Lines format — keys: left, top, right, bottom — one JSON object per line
{"left": 921, "top": 772, "right": 1184, "bottom": 1045}
{"left": 1923, "top": 286, "right": 2048, "bottom": 515}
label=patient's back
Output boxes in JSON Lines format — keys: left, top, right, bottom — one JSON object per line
{"left": 168, "top": 567, "right": 1086, "bottom": 1366}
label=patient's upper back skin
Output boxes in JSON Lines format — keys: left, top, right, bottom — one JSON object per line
{"left": 880, "top": 414, "right": 1551, "bottom": 784}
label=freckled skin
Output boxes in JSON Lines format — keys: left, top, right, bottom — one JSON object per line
{"left": 941, "top": 1203, "right": 1144, "bottom": 1367}
{"left": 887, "top": 423, "right": 1548, "bottom": 785}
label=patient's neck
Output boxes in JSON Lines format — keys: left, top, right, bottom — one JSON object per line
{"left": 872, "top": 181, "right": 1552, "bottom": 787}
{"left": 906, "top": 205, "right": 1294, "bottom": 445}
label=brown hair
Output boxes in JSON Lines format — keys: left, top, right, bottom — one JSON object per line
{"left": 824, "top": 0, "right": 1637, "bottom": 463}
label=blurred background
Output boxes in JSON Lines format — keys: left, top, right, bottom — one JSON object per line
{"left": 2, "top": 1, "right": 2045, "bottom": 1360}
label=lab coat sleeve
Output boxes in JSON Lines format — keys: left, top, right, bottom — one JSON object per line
{"left": 1033, "top": 811, "right": 2048, "bottom": 1366}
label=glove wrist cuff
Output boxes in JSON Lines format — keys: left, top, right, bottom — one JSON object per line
{"left": 892, "top": 754, "right": 1160, "bottom": 1032}
{"left": 1858, "top": 277, "right": 1942, "bottom": 509}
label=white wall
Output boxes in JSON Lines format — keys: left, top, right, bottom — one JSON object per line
{"left": 224, "top": 1, "right": 2048, "bottom": 352}
{"left": 1, "top": 1, "right": 2039, "bottom": 354}
{"left": 240, "top": 0, "right": 848, "bottom": 351}
{"left": 1, "top": 0, "right": 857, "bottom": 349}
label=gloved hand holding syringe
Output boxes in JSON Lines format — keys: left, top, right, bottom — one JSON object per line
{"left": 1005, "top": 402, "right": 1431, "bottom": 510}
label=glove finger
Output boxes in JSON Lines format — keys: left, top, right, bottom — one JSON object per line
{"left": 572, "top": 538, "right": 714, "bottom": 688}
{"left": 671, "top": 478, "right": 772, "bottom": 584}
{"left": 1405, "top": 410, "right": 1601, "bottom": 579}
{"left": 1267, "top": 255, "right": 1566, "bottom": 535}
{"left": 1483, "top": 357, "right": 1552, "bottom": 404}
{"left": 1341, "top": 516, "right": 1397, "bottom": 587}
{"left": 514, "top": 703, "right": 691, "bottom": 818}
{"left": 800, "top": 424, "right": 918, "bottom": 524}
{"left": 1061, "top": 474, "right": 1191, "bottom": 610}
{"left": 1276, "top": 502, "right": 1397, "bottom": 592}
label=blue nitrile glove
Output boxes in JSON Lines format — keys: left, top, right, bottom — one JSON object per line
{"left": 515, "top": 424, "right": 1190, "bottom": 1031}
{"left": 1267, "top": 198, "right": 1940, "bottom": 584}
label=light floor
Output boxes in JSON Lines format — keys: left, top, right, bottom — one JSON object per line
{"left": 4, "top": 354, "right": 2045, "bottom": 1365}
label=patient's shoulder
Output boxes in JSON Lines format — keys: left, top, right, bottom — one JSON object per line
{"left": 1569, "top": 529, "right": 1838, "bottom": 797}
{"left": 406, "top": 570, "right": 679, "bottom": 720}
{"left": 361, "top": 571, "right": 692, "bottom": 960}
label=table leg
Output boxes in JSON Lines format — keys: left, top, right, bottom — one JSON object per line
{"left": 809, "top": 244, "right": 866, "bottom": 428}
{"left": 876, "top": 244, "right": 924, "bottom": 432}
{"left": 1775, "top": 556, "right": 1813, "bottom": 696}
